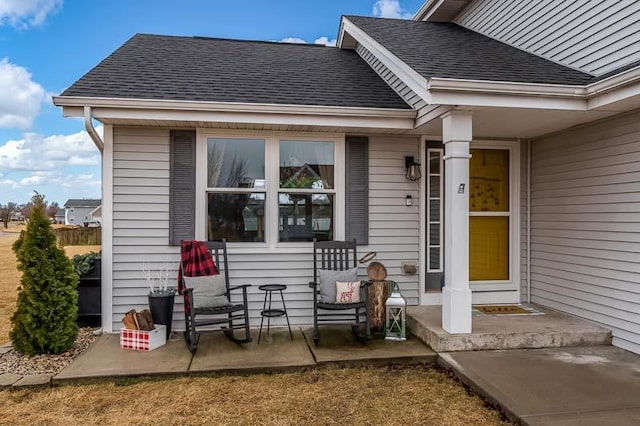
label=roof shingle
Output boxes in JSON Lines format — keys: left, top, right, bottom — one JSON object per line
{"left": 346, "top": 16, "right": 595, "bottom": 85}
{"left": 60, "top": 34, "right": 411, "bottom": 109}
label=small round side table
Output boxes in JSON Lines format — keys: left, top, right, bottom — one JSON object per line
{"left": 258, "top": 284, "right": 293, "bottom": 343}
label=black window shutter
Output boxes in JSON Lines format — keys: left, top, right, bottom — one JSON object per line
{"left": 169, "top": 130, "right": 196, "bottom": 246}
{"left": 345, "top": 136, "right": 369, "bottom": 245}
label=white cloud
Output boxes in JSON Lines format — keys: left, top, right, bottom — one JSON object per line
{"left": 0, "top": 0, "right": 62, "bottom": 28}
{"left": 0, "top": 178, "right": 17, "bottom": 188}
{"left": 0, "top": 126, "right": 102, "bottom": 173}
{"left": 278, "top": 36, "right": 337, "bottom": 47}
{"left": 279, "top": 37, "right": 306, "bottom": 44}
{"left": 0, "top": 58, "right": 48, "bottom": 129}
{"left": 373, "top": 0, "right": 413, "bottom": 19}
{"left": 314, "top": 37, "right": 337, "bottom": 47}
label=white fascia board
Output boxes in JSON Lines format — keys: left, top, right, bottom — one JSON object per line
{"left": 428, "top": 77, "right": 587, "bottom": 98}
{"left": 427, "top": 66, "right": 640, "bottom": 110}
{"left": 341, "top": 18, "right": 430, "bottom": 102}
{"left": 53, "top": 96, "right": 415, "bottom": 119}
{"left": 413, "top": 0, "right": 446, "bottom": 21}
{"left": 430, "top": 91, "right": 586, "bottom": 110}
{"left": 586, "top": 65, "right": 640, "bottom": 109}
{"left": 61, "top": 105, "right": 416, "bottom": 130}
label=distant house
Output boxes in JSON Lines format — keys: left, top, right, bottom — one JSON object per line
{"left": 54, "top": 208, "right": 65, "bottom": 224}
{"left": 89, "top": 205, "right": 102, "bottom": 224}
{"left": 64, "top": 199, "right": 101, "bottom": 226}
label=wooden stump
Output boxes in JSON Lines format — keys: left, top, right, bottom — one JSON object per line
{"left": 367, "top": 280, "right": 390, "bottom": 332}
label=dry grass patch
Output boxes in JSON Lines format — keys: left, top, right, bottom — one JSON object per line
{"left": 0, "top": 233, "right": 20, "bottom": 344}
{"left": 0, "top": 367, "right": 509, "bottom": 425}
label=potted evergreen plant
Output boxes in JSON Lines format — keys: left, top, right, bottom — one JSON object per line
{"left": 143, "top": 262, "right": 176, "bottom": 339}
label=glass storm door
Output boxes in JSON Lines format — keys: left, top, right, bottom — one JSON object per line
{"left": 469, "top": 148, "right": 510, "bottom": 282}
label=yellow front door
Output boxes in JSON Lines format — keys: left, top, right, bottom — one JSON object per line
{"left": 469, "top": 149, "right": 510, "bottom": 281}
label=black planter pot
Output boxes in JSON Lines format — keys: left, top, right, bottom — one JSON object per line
{"left": 148, "top": 294, "right": 175, "bottom": 339}
{"left": 77, "top": 259, "right": 101, "bottom": 327}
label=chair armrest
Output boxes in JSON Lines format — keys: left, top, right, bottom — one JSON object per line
{"left": 228, "top": 284, "right": 251, "bottom": 292}
{"left": 181, "top": 287, "right": 194, "bottom": 296}
{"left": 308, "top": 281, "right": 319, "bottom": 288}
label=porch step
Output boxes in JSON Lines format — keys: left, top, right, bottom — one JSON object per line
{"left": 407, "top": 305, "right": 612, "bottom": 353}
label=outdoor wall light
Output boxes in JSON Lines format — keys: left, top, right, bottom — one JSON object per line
{"left": 405, "top": 156, "right": 422, "bottom": 181}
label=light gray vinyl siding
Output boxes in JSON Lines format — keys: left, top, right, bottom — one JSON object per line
{"left": 110, "top": 127, "right": 420, "bottom": 331}
{"left": 355, "top": 43, "right": 425, "bottom": 110}
{"left": 456, "top": 0, "right": 640, "bottom": 76}
{"left": 530, "top": 111, "right": 640, "bottom": 354}
{"left": 361, "top": 135, "right": 421, "bottom": 303}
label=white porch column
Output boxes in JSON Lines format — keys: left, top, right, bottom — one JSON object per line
{"left": 442, "top": 111, "right": 472, "bottom": 334}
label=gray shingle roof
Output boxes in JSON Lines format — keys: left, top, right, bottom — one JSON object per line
{"left": 64, "top": 199, "right": 101, "bottom": 208}
{"left": 346, "top": 16, "right": 595, "bottom": 85}
{"left": 60, "top": 34, "right": 411, "bottom": 109}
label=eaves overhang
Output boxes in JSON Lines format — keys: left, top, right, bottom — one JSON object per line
{"left": 52, "top": 96, "right": 417, "bottom": 130}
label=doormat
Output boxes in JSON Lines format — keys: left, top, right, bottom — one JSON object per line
{"left": 473, "top": 305, "right": 543, "bottom": 316}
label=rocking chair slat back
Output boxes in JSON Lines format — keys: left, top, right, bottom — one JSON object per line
{"left": 204, "top": 241, "right": 230, "bottom": 291}
{"left": 313, "top": 239, "right": 357, "bottom": 282}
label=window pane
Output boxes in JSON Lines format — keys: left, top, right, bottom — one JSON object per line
{"left": 470, "top": 149, "right": 509, "bottom": 212}
{"left": 429, "top": 175, "right": 440, "bottom": 198}
{"left": 207, "top": 193, "right": 265, "bottom": 242}
{"left": 279, "top": 193, "right": 333, "bottom": 242}
{"left": 429, "top": 199, "right": 440, "bottom": 222}
{"left": 469, "top": 216, "right": 509, "bottom": 281}
{"left": 429, "top": 247, "right": 440, "bottom": 270}
{"left": 279, "top": 140, "right": 334, "bottom": 189}
{"left": 429, "top": 224, "right": 440, "bottom": 246}
{"left": 207, "top": 138, "right": 265, "bottom": 188}
{"left": 429, "top": 151, "right": 440, "bottom": 174}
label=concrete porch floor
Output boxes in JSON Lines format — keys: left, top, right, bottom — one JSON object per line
{"left": 407, "top": 304, "right": 612, "bottom": 352}
{"left": 54, "top": 326, "right": 435, "bottom": 384}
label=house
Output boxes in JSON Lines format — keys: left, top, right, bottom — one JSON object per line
{"left": 54, "top": 0, "right": 640, "bottom": 355}
{"left": 64, "top": 199, "right": 101, "bottom": 226}
{"left": 54, "top": 208, "right": 65, "bottom": 224}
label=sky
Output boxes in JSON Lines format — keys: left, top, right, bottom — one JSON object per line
{"left": 0, "top": 0, "right": 425, "bottom": 205}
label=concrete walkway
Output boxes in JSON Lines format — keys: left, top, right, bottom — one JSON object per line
{"left": 439, "top": 345, "right": 640, "bottom": 425}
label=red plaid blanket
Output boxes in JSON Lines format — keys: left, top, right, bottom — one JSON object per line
{"left": 178, "top": 240, "right": 218, "bottom": 314}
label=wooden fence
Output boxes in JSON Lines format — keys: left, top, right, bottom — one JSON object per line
{"left": 54, "top": 227, "right": 101, "bottom": 246}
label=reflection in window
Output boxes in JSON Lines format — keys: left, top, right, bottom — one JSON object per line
{"left": 278, "top": 193, "right": 334, "bottom": 242}
{"left": 279, "top": 141, "right": 334, "bottom": 189}
{"left": 207, "top": 138, "right": 265, "bottom": 188}
{"left": 207, "top": 193, "right": 265, "bottom": 242}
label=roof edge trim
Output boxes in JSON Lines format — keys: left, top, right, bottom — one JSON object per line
{"left": 339, "top": 18, "right": 430, "bottom": 101}
{"left": 413, "top": 0, "right": 445, "bottom": 21}
{"left": 429, "top": 63, "right": 640, "bottom": 98}
{"left": 52, "top": 96, "right": 416, "bottom": 118}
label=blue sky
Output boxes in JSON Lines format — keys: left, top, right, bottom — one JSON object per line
{"left": 0, "top": 0, "right": 424, "bottom": 205}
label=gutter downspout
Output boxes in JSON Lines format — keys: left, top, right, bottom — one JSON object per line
{"left": 84, "top": 106, "right": 104, "bottom": 152}
{"left": 527, "top": 139, "right": 532, "bottom": 304}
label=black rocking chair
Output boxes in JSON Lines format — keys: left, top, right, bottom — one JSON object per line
{"left": 309, "top": 239, "right": 371, "bottom": 345}
{"left": 181, "top": 241, "right": 251, "bottom": 352}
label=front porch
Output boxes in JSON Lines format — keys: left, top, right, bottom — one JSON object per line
{"left": 50, "top": 304, "right": 612, "bottom": 383}
{"left": 408, "top": 304, "right": 612, "bottom": 352}
{"left": 53, "top": 327, "right": 435, "bottom": 383}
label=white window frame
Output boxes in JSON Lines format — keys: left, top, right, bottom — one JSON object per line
{"left": 427, "top": 148, "right": 444, "bottom": 273}
{"left": 195, "top": 129, "right": 345, "bottom": 250}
